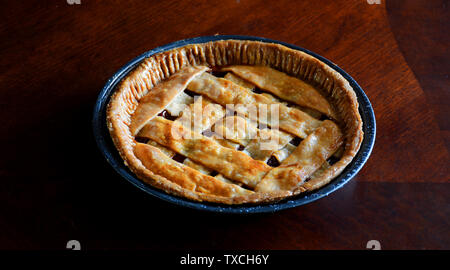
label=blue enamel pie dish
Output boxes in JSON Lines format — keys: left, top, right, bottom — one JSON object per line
{"left": 92, "top": 35, "right": 376, "bottom": 214}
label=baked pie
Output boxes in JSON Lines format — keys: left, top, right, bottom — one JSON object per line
{"left": 107, "top": 40, "right": 363, "bottom": 204}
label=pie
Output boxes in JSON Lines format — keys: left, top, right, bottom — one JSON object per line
{"left": 107, "top": 40, "right": 363, "bottom": 204}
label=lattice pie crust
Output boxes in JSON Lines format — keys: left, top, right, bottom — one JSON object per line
{"left": 107, "top": 40, "right": 363, "bottom": 204}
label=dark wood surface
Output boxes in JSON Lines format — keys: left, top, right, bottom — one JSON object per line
{"left": 0, "top": 0, "right": 448, "bottom": 250}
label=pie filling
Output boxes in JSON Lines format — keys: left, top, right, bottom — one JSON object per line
{"left": 130, "top": 65, "right": 344, "bottom": 198}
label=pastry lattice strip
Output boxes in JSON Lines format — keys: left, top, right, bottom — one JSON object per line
{"left": 146, "top": 91, "right": 243, "bottom": 186}
{"left": 221, "top": 65, "right": 336, "bottom": 118}
{"left": 146, "top": 72, "right": 296, "bottom": 184}
{"left": 134, "top": 142, "right": 252, "bottom": 197}
{"left": 138, "top": 116, "right": 271, "bottom": 188}
{"left": 256, "top": 120, "right": 343, "bottom": 192}
{"left": 132, "top": 65, "right": 343, "bottom": 194}
{"left": 212, "top": 115, "right": 294, "bottom": 162}
{"left": 202, "top": 71, "right": 300, "bottom": 164}
{"left": 130, "top": 65, "right": 208, "bottom": 135}
{"left": 125, "top": 65, "right": 239, "bottom": 185}
{"left": 226, "top": 71, "right": 323, "bottom": 120}
{"left": 187, "top": 72, "right": 322, "bottom": 139}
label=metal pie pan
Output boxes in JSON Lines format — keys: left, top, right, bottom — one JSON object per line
{"left": 92, "top": 35, "right": 376, "bottom": 214}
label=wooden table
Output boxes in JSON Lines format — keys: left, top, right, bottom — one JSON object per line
{"left": 0, "top": 0, "right": 448, "bottom": 250}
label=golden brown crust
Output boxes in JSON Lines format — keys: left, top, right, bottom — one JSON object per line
{"left": 134, "top": 143, "right": 252, "bottom": 197}
{"left": 221, "top": 65, "right": 336, "bottom": 118}
{"left": 130, "top": 65, "right": 208, "bottom": 135}
{"left": 137, "top": 117, "right": 271, "bottom": 188}
{"left": 106, "top": 39, "right": 364, "bottom": 205}
{"left": 187, "top": 72, "right": 321, "bottom": 138}
{"left": 255, "top": 120, "right": 343, "bottom": 192}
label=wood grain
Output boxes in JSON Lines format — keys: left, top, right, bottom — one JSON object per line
{"left": 387, "top": 0, "right": 450, "bottom": 152}
{"left": 0, "top": 0, "right": 448, "bottom": 249}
